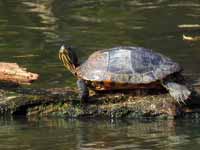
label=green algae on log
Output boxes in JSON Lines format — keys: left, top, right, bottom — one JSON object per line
{"left": 27, "top": 94, "right": 177, "bottom": 119}
{"left": 0, "top": 85, "right": 200, "bottom": 119}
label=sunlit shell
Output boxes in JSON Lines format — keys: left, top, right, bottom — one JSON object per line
{"left": 78, "top": 46, "right": 181, "bottom": 84}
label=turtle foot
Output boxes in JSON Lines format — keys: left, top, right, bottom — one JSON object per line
{"left": 77, "top": 79, "right": 89, "bottom": 102}
{"left": 163, "top": 82, "right": 191, "bottom": 104}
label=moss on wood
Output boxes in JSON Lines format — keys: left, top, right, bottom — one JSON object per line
{"left": 0, "top": 84, "right": 199, "bottom": 119}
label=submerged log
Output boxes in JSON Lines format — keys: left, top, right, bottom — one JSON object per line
{"left": 0, "top": 84, "right": 200, "bottom": 119}
{"left": 0, "top": 63, "right": 38, "bottom": 85}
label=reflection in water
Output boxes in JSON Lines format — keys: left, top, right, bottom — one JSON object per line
{"left": 0, "top": 118, "right": 199, "bottom": 150}
{"left": 22, "top": 0, "right": 59, "bottom": 43}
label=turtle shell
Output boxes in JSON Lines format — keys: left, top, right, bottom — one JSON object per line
{"left": 77, "top": 46, "right": 181, "bottom": 85}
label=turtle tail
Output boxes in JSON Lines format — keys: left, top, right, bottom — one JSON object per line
{"left": 162, "top": 81, "right": 191, "bottom": 104}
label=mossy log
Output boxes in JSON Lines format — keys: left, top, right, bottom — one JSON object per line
{"left": 0, "top": 84, "right": 200, "bottom": 119}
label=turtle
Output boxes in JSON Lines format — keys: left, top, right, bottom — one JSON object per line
{"left": 58, "top": 45, "right": 191, "bottom": 103}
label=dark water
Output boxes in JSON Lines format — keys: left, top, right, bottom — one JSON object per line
{"left": 0, "top": 0, "right": 200, "bottom": 88}
{"left": 0, "top": 0, "right": 200, "bottom": 149}
{"left": 1, "top": 118, "right": 200, "bottom": 150}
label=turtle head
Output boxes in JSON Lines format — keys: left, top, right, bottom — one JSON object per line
{"left": 59, "top": 45, "right": 79, "bottom": 76}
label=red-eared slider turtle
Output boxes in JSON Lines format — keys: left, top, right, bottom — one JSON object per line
{"left": 59, "top": 46, "right": 191, "bottom": 103}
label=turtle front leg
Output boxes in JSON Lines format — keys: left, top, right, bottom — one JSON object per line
{"left": 162, "top": 81, "right": 191, "bottom": 104}
{"left": 77, "top": 79, "right": 89, "bottom": 101}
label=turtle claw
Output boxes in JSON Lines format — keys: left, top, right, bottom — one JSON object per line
{"left": 171, "top": 87, "right": 190, "bottom": 104}
{"left": 163, "top": 82, "right": 191, "bottom": 104}
{"left": 176, "top": 95, "right": 186, "bottom": 105}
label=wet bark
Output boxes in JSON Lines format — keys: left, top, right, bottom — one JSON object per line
{"left": 0, "top": 84, "right": 200, "bottom": 119}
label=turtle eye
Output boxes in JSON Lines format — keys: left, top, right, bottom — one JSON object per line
{"left": 67, "top": 46, "right": 72, "bottom": 51}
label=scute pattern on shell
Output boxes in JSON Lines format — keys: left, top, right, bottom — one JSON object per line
{"left": 78, "top": 47, "right": 181, "bottom": 84}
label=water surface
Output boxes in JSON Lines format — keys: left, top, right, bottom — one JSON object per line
{"left": 0, "top": 118, "right": 200, "bottom": 150}
{"left": 0, "top": 0, "right": 200, "bottom": 149}
{"left": 0, "top": 0, "right": 200, "bottom": 88}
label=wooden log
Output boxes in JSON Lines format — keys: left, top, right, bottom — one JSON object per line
{"left": 0, "top": 63, "right": 38, "bottom": 84}
{"left": 0, "top": 85, "right": 200, "bottom": 119}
